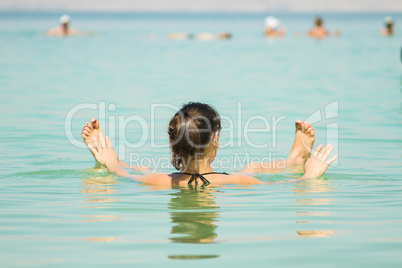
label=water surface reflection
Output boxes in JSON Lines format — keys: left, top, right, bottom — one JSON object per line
{"left": 168, "top": 186, "right": 220, "bottom": 244}
{"left": 80, "top": 173, "right": 120, "bottom": 242}
{"left": 294, "top": 179, "right": 336, "bottom": 238}
{"left": 80, "top": 175, "right": 120, "bottom": 207}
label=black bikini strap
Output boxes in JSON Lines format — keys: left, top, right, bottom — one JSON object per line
{"left": 171, "top": 172, "right": 228, "bottom": 186}
{"left": 199, "top": 172, "right": 229, "bottom": 176}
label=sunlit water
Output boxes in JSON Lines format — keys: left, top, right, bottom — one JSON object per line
{"left": 0, "top": 12, "right": 401, "bottom": 267}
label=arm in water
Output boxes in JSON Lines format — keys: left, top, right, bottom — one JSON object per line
{"left": 87, "top": 132, "right": 337, "bottom": 185}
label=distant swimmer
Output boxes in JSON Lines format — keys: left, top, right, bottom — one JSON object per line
{"left": 194, "top": 32, "right": 232, "bottom": 41}
{"left": 45, "top": 15, "right": 87, "bottom": 36}
{"left": 334, "top": 29, "right": 341, "bottom": 37}
{"left": 167, "top": 33, "right": 193, "bottom": 40}
{"left": 217, "top": 32, "right": 232, "bottom": 39}
{"left": 307, "top": 16, "right": 329, "bottom": 38}
{"left": 264, "top": 16, "right": 285, "bottom": 37}
{"left": 381, "top": 16, "right": 394, "bottom": 36}
{"left": 167, "top": 32, "right": 232, "bottom": 41}
{"left": 194, "top": 33, "right": 215, "bottom": 41}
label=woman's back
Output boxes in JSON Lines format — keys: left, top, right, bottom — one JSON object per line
{"left": 138, "top": 172, "right": 263, "bottom": 186}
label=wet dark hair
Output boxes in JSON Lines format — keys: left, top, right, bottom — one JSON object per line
{"left": 168, "top": 102, "right": 221, "bottom": 170}
{"left": 315, "top": 17, "right": 323, "bottom": 27}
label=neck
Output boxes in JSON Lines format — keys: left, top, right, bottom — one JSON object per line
{"left": 182, "top": 158, "right": 213, "bottom": 174}
{"left": 61, "top": 25, "right": 68, "bottom": 34}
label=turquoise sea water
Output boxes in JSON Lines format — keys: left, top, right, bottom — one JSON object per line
{"left": 0, "top": 12, "right": 402, "bottom": 267}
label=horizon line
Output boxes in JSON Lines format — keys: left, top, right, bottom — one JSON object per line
{"left": 1, "top": 9, "right": 401, "bottom": 14}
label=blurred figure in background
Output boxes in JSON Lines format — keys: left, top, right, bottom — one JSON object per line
{"left": 264, "top": 16, "right": 285, "bottom": 37}
{"left": 217, "top": 32, "right": 232, "bottom": 39}
{"left": 334, "top": 29, "right": 341, "bottom": 37}
{"left": 194, "top": 32, "right": 232, "bottom": 40}
{"left": 194, "top": 33, "right": 215, "bottom": 40}
{"left": 45, "top": 15, "right": 82, "bottom": 36}
{"left": 381, "top": 16, "right": 394, "bottom": 36}
{"left": 167, "top": 32, "right": 193, "bottom": 40}
{"left": 307, "top": 16, "right": 329, "bottom": 38}
{"left": 168, "top": 32, "right": 231, "bottom": 41}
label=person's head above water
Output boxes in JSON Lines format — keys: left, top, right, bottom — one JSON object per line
{"left": 315, "top": 16, "right": 323, "bottom": 27}
{"left": 385, "top": 16, "right": 393, "bottom": 26}
{"left": 59, "top": 15, "right": 71, "bottom": 30}
{"left": 168, "top": 102, "right": 221, "bottom": 171}
{"left": 384, "top": 16, "right": 394, "bottom": 31}
{"left": 45, "top": 14, "right": 82, "bottom": 36}
{"left": 265, "top": 16, "right": 281, "bottom": 30}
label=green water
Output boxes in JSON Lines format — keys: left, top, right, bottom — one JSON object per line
{"left": 0, "top": 12, "right": 401, "bottom": 267}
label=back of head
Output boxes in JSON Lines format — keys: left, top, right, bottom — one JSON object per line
{"left": 168, "top": 102, "right": 221, "bottom": 170}
{"left": 265, "top": 16, "right": 281, "bottom": 30}
{"left": 385, "top": 16, "right": 394, "bottom": 27}
{"left": 59, "top": 15, "right": 71, "bottom": 26}
{"left": 315, "top": 16, "right": 323, "bottom": 27}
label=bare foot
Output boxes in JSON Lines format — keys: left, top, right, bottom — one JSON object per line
{"left": 81, "top": 119, "right": 149, "bottom": 172}
{"left": 287, "top": 120, "right": 315, "bottom": 167}
{"left": 81, "top": 118, "right": 104, "bottom": 167}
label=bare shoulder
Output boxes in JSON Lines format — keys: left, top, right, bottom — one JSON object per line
{"left": 69, "top": 28, "right": 82, "bottom": 35}
{"left": 45, "top": 28, "right": 60, "bottom": 35}
{"left": 228, "top": 173, "right": 264, "bottom": 184}
{"left": 46, "top": 27, "right": 59, "bottom": 32}
{"left": 138, "top": 173, "right": 172, "bottom": 184}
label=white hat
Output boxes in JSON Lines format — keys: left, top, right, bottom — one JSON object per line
{"left": 384, "top": 16, "right": 393, "bottom": 24}
{"left": 265, "top": 16, "right": 280, "bottom": 30}
{"left": 59, "top": 15, "right": 71, "bottom": 24}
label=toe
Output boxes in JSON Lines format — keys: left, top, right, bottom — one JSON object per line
{"left": 310, "top": 128, "right": 315, "bottom": 136}
{"left": 83, "top": 129, "right": 90, "bottom": 135}
{"left": 301, "top": 121, "right": 308, "bottom": 132}
{"left": 302, "top": 122, "right": 309, "bottom": 132}
{"left": 86, "top": 122, "right": 93, "bottom": 130}
{"left": 91, "top": 118, "right": 99, "bottom": 129}
{"left": 295, "top": 120, "right": 302, "bottom": 131}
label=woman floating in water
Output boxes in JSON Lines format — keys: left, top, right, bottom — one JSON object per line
{"left": 81, "top": 102, "right": 337, "bottom": 186}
